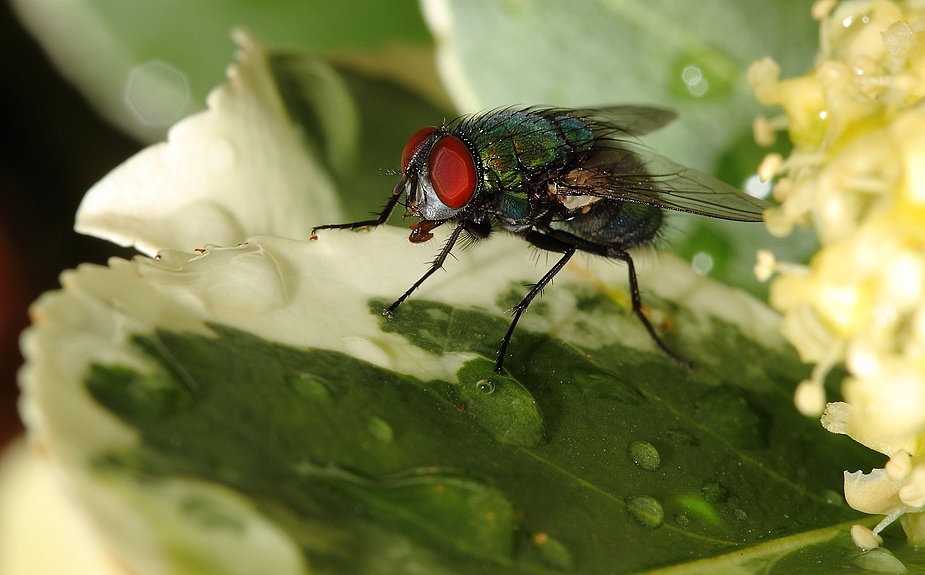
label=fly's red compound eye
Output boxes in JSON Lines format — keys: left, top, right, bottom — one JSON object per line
{"left": 401, "top": 127, "right": 438, "bottom": 172}
{"left": 429, "top": 135, "right": 476, "bottom": 209}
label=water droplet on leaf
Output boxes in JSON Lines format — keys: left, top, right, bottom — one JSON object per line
{"left": 851, "top": 547, "right": 908, "bottom": 573}
{"left": 823, "top": 489, "right": 845, "bottom": 506}
{"left": 701, "top": 481, "right": 730, "bottom": 504}
{"left": 666, "top": 428, "right": 700, "bottom": 446}
{"left": 475, "top": 379, "right": 496, "bottom": 394}
{"left": 625, "top": 495, "right": 665, "bottom": 530}
{"left": 627, "top": 441, "right": 660, "bottom": 471}
{"left": 288, "top": 372, "right": 336, "bottom": 404}
{"left": 569, "top": 364, "right": 644, "bottom": 404}
{"left": 456, "top": 359, "right": 547, "bottom": 447}
{"left": 322, "top": 466, "right": 518, "bottom": 562}
{"left": 694, "top": 386, "right": 769, "bottom": 448}
{"left": 529, "top": 532, "right": 574, "bottom": 571}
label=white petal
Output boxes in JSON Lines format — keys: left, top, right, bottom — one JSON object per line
{"left": 844, "top": 468, "right": 903, "bottom": 514}
{"left": 75, "top": 30, "right": 340, "bottom": 257}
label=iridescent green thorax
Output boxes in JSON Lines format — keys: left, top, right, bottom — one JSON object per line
{"left": 451, "top": 109, "right": 595, "bottom": 193}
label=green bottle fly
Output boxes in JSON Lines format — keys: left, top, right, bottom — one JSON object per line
{"left": 313, "top": 106, "right": 770, "bottom": 373}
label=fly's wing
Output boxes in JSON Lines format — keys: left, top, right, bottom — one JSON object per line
{"left": 555, "top": 143, "right": 770, "bottom": 222}
{"left": 581, "top": 106, "right": 678, "bottom": 136}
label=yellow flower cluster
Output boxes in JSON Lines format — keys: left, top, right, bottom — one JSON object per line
{"left": 749, "top": 0, "right": 925, "bottom": 546}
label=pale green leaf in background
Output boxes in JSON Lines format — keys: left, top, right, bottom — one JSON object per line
{"left": 421, "top": 0, "right": 822, "bottom": 298}
{"left": 423, "top": 0, "right": 816, "bottom": 167}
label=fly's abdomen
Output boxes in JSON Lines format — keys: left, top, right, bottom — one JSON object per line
{"left": 564, "top": 201, "right": 662, "bottom": 249}
{"left": 453, "top": 109, "right": 595, "bottom": 192}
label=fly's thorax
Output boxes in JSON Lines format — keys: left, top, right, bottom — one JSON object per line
{"left": 453, "top": 109, "right": 596, "bottom": 195}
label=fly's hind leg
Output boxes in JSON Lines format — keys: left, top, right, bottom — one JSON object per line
{"left": 609, "top": 248, "right": 692, "bottom": 369}
{"left": 532, "top": 229, "right": 692, "bottom": 370}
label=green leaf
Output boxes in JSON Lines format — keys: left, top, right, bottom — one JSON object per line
{"left": 20, "top": 231, "right": 885, "bottom": 574}
{"left": 452, "top": 358, "right": 547, "bottom": 448}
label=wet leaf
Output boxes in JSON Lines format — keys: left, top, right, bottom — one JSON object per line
{"left": 21, "top": 231, "right": 886, "bottom": 574}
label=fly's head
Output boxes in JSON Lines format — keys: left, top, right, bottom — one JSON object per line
{"left": 399, "top": 126, "right": 480, "bottom": 241}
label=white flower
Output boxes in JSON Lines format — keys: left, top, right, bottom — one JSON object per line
{"left": 751, "top": 0, "right": 925, "bottom": 545}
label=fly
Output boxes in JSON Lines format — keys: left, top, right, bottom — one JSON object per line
{"left": 312, "top": 106, "right": 770, "bottom": 374}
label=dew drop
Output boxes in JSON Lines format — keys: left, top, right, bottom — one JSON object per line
{"left": 674, "top": 513, "right": 689, "bottom": 526}
{"left": 288, "top": 373, "right": 335, "bottom": 404}
{"left": 851, "top": 547, "right": 908, "bottom": 573}
{"left": 344, "top": 336, "right": 392, "bottom": 368}
{"left": 164, "top": 244, "right": 287, "bottom": 312}
{"left": 627, "top": 441, "right": 661, "bottom": 471}
{"left": 368, "top": 417, "right": 394, "bottom": 443}
{"left": 821, "top": 489, "right": 845, "bottom": 506}
{"left": 475, "top": 379, "right": 496, "bottom": 395}
{"left": 669, "top": 47, "right": 737, "bottom": 100}
{"left": 625, "top": 495, "right": 665, "bottom": 530}
{"left": 457, "top": 359, "right": 547, "bottom": 447}
{"left": 733, "top": 508, "right": 747, "bottom": 521}
{"left": 701, "top": 481, "right": 729, "bottom": 504}
{"left": 666, "top": 428, "right": 700, "bottom": 446}
{"left": 568, "top": 365, "right": 644, "bottom": 404}
{"left": 124, "top": 60, "right": 190, "bottom": 126}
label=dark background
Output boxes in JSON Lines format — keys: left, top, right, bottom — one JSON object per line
{"left": 0, "top": 2, "right": 140, "bottom": 448}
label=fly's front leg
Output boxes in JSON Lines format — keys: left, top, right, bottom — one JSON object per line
{"left": 384, "top": 223, "right": 466, "bottom": 317}
{"left": 311, "top": 175, "right": 409, "bottom": 236}
{"left": 495, "top": 231, "right": 576, "bottom": 374}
